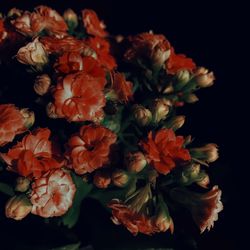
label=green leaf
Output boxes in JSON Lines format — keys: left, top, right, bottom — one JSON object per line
{"left": 62, "top": 174, "right": 92, "bottom": 228}
{"left": 0, "top": 182, "right": 14, "bottom": 196}
{"left": 51, "top": 242, "right": 81, "bottom": 250}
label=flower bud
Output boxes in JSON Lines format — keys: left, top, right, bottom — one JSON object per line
{"left": 15, "top": 177, "right": 30, "bottom": 192}
{"left": 5, "top": 195, "right": 32, "bottom": 220}
{"left": 197, "top": 174, "right": 210, "bottom": 188}
{"left": 152, "top": 45, "right": 170, "bottom": 68}
{"left": 16, "top": 38, "right": 48, "bottom": 69}
{"left": 165, "top": 115, "right": 185, "bottom": 130}
{"left": 176, "top": 70, "right": 190, "bottom": 84}
{"left": 191, "top": 143, "right": 219, "bottom": 163}
{"left": 151, "top": 98, "right": 171, "bottom": 123}
{"left": 46, "top": 102, "right": 58, "bottom": 119}
{"left": 154, "top": 212, "right": 174, "bottom": 233}
{"left": 93, "top": 171, "right": 111, "bottom": 189}
{"left": 20, "top": 108, "right": 35, "bottom": 129}
{"left": 63, "top": 9, "right": 78, "bottom": 29}
{"left": 162, "top": 85, "right": 174, "bottom": 94}
{"left": 185, "top": 93, "right": 199, "bottom": 103}
{"left": 133, "top": 105, "right": 152, "bottom": 126}
{"left": 194, "top": 67, "right": 215, "bottom": 88}
{"left": 34, "top": 74, "right": 51, "bottom": 96}
{"left": 112, "top": 169, "right": 129, "bottom": 187}
{"left": 126, "top": 152, "right": 147, "bottom": 173}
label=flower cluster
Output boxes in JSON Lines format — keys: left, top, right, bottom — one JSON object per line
{"left": 0, "top": 5, "right": 222, "bottom": 237}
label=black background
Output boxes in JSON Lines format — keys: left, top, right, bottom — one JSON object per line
{"left": 0, "top": 0, "right": 248, "bottom": 249}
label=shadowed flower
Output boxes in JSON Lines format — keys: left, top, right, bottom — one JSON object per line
{"left": 140, "top": 129, "right": 191, "bottom": 175}
{"left": 30, "top": 169, "right": 76, "bottom": 218}
{"left": 0, "top": 18, "right": 7, "bottom": 43}
{"left": 166, "top": 47, "right": 196, "bottom": 75}
{"left": 0, "top": 104, "right": 32, "bottom": 147}
{"left": 82, "top": 9, "right": 108, "bottom": 37}
{"left": 52, "top": 71, "right": 106, "bottom": 122}
{"left": 170, "top": 186, "right": 223, "bottom": 233}
{"left": 93, "top": 170, "right": 111, "bottom": 188}
{"left": 0, "top": 128, "right": 64, "bottom": 179}
{"left": 66, "top": 125, "right": 117, "bottom": 174}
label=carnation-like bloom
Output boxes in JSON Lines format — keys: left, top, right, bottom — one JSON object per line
{"left": 110, "top": 71, "right": 133, "bottom": 103}
{"left": 166, "top": 47, "right": 196, "bottom": 75}
{"left": 140, "top": 129, "right": 191, "bottom": 175}
{"left": 125, "top": 32, "right": 171, "bottom": 68}
{"left": 52, "top": 71, "right": 106, "bottom": 122}
{"left": 170, "top": 186, "right": 223, "bottom": 233}
{"left": 0, "top": 104, "right": 30, "bottom": 147}
{"left": 66, "top": 125, "right": 117, "bottom": 174}
{"left": 82, "top": 9, "right": 108, "bottom": 37}
{"left": 0, "top": 128, "right": 64, "bottom": 179}
{"left": 86, "top": 37, "right": 117, "bottom": 70}
{"left": 30, "top": 169, "right": 76, "bottom": 218}
{"left": 109, "top": 199, "right": 159, "bottom": 235}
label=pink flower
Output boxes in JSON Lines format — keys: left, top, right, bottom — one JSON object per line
{"left": 31, "top": 169, "right": 76, "bottom": 218}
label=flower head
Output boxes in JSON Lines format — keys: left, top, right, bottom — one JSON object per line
{"left": 66, "top": 125, "right": 117, "bottom": 174}
{"left": 0, "top": 128, "right": 64, "bottom": 179}
{"left": 140, "top": 129, "right": 191, "bottom": 175}
{"left": 30, "top": 169, "right": 76, "bottom": 217}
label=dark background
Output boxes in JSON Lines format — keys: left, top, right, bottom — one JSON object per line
{"left": 0, "top": 0, "right": 248, "bottom": 249}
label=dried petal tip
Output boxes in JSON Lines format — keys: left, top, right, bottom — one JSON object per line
{"left": 5, "top": 195, "right": 32, "bottom": 220}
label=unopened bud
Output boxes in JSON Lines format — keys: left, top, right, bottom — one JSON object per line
{"left": 5, "top": 195, "right": 32, "bottom": 220}
{"left": 112, "top": 169, "right": 129, "bottom": 187}
{"left": 46, "top": 102, "right": 58, "bottom": 119}
{"left": 34, "top": 74, "right": 51, "bottom": 96}
{"left": 133, "top": 105, "right": 152, "bottom": 126}
{"left": 20, "top": 108, "right": 35, "bottom": 129}
{"left": 176, "top": 70, "right": 190, "bottom": 84}
{"left": 162, "top": 85, "right": 174, "bottom": 94}
{"left": 197, "top": 174, "right": 210, "bottom": 188}
{"left": 165, "top": 115, "right": 185, "bottom": 130}
{"left": 115, "top": 35, "right": 124, "bottom": 43}
{"left": 185, "top": 93, "right": 199, "bottom": 103}
{"left": 151, "top": 99, "right": 171, "bottom": 123}
{"left": 93, "top": 171, "right": 111, "bottom": 189}
{"left": 191, "top": 143, "right": 219, "bottom": 163}
{"left": 63, "top": 9, "right": 78, "bottom": 29}
{"left": 194, "top": 67, "right": 215, "bottom": 88}
{"left": 126, "top": 152, "right": 147, "bottom": 173}
{"left": 152, "top": 46, "right": 170, "bottom": 68}
{"left": 15, "top": 177, "right": 30, "bottom": 192}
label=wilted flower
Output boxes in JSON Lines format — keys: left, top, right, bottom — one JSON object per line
{"left": 31, "top": 169, "right": 76, "bottom": 218}
{"left": 34, "top": 74, "right": 51, "bottom": 95}
{"left": 93, "top": 170, "right": 111, "bottom": 189}
{"left": 133, "top": 105, "right": 152, "bottom": 126}
{"left": 15, "top": 177, "right": 30, "bottom": 192}
{"left": 112, "top": 169, "right": 129, "bottom": 187}
{"left": 16, "top": 38, "right": 48, "bottom": 69}
{"left": 5, "top": 195, "right": 32, "bottom": 220}
{"left": 194, "top": 67, "right": 215, "bottom": 88}
{"left": 126, "top": 152, "right": 147, "bottom": 173}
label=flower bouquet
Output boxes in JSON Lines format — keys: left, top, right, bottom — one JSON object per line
{"left": 0, "top": 6, "right": 223, "bottom": 249}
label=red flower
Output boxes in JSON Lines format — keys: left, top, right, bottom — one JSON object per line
{"left": 125, "top": 32, "right": 171, "bottom": 67}
{"left": 40, "top": 35, "right": 90, "bottom": 54}
{"left": 66, "top": 125, "right": 117, "bottom": 174}
{"left": 166, "top": 47, "right": 196, "bottom": 75}
{"left": 52, "top": 71, "right": 106, "bottom": 122}
{"left": 86, "top": 37, "right": 117, "bottom": 70}
{"left": 109, "top": 199, "right": 159, "bottom": 236}
{"left": 140, "top": 129, "right": 191, "bottom": 175}
{"left": 110, "top": 71, "right": 133, "bottom": 103}
{"left": 54, "top": 52, "right": 106, "bottom": 81}
{"left": 0, "top": 128, "right": 64, "bottom": 179}
{"left": 31, "top": 169, "right": 76, "bottom": 218}
{"left": 82, "top": 9, "right": 108, "bottom": 38}
{"left": 0, "top": 104, "right": 28, "bottom": 147}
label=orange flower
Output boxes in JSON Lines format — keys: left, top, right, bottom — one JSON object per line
{"left": 109, "top": 199, "right": 159, "bottom": 235}
{"left": 40, "top": 35, "right": 89, "bottom": 54}
{"left": 166, "top": 47, "right": 196, "bottom": 75}
{"left": 124, "top": 32, "right": 171, "bottom": 67}
{"left": 66, "top": 125, "right": 117, "bottom": 174}
{"left": 110, "top": 71, "right": 133, "bottom": 103}
{"left": 140, "top": 129, "right": 191, "bottom": 175}
{"left": 52, "top": 71, "right": 106, "bottom": 122}
{"left": 31, "top": 169, "right": 76, "bottom": 218}
{"left": 0, "top": 104, "right": 30, "bottom": 147}
{"left": 82, "top": 9, "right": 108, "bottom": 37}
{"left": 86, "top": 37, "right": 117, "bottom": 70}
{"left": 0, "top": 128, "right": 64, "bottom": 179}
{"left": 11, "top": 6, "right": 67, "bottom": 37}
{"left": 54, "top": 53, "right": 106, "bottom": 80}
